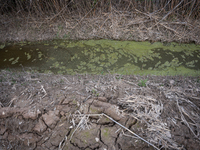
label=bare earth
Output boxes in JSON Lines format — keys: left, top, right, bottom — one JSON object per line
{"left": 0, "top": 70, "right": 200, "bottom": 150}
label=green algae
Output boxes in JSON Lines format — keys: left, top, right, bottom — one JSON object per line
{"left": 0, "top": 39, "right": 199, "bottom": 76}
{"left": 186, "top": 60, "right": 196, "bottom": 68}
{"left": 54, "top": 45, "right": 58, "bottom": 49}
{"left": 66, "top": 39, "right": 200, "bottom": 54}
{"left": 11, "top": 57, "right": 19, "bottom": 65}
{"left": 26, "top": 52, "right": 31, "bottom": 60}
{"left": 155, "top": 61, "right": 161, "bottom": 68}
{"left": 32, "top": 59, "right": 36, "bottom": 62}
{"left": 123, "top": 66, "right": 193, "bottom": 76}
{"left": 38, "top": 51, "right": 43, "bottom": 58}
{"left": 9, "top": 58, "right": 14, "bottom": 61}
{"left": 51, "top": 61, "right": 60, "bottom": 68}
{"left": 0, "top": 44, "right": 5, "bottom": 49}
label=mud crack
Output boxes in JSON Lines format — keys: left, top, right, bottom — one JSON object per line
{"left": 98, "top": 125, "right": 108, "bottom": 149}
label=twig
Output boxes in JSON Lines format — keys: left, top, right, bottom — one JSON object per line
{"left": 83, "top": 95, "right": 92, "bottom": 103}
{"left": 123, "top": 79, "right": 139, "bottom": 87}
{"left": 176, "top": 97, "right": 200, "bottom": 140}
{"left": 59, "top": 134, "right": 68, "bottom": 150}
{"left": 98, "top": 13, "right": 111, "bottom": 31}
{"left": 71, "top": 1, "right": 99, "bottom": 30}
{"left": 8, "top": 96, "right": 17, "bottom": 107}
{"left": 159, "top": 0, "right": 184, "bottom": 23}
{"left": 102, "top": 113, "right": 160, "bottom": 150}
{"left": 69, "top": 112, "right": 159, "bottom": 149}
{"left": 135, "top": 9, "right": 152, "bottom": 18}
{"left": 158, "top": 23, "right": 182, "bottom": 38}
{"left": 69, "top": 115, "right": 86, "bottom": 141}
{"left": 40, "top": 85, "right": 47, "bottom": 98}
{"left": 148, "top": 0, "right": 184, "bottom": 30}
{"left": 0, "top": 102, "right": 4, "bottom": 107}
{"left": 37, "top": 1, "right": 73, "bottom": 28}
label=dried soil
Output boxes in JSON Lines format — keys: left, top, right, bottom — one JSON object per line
{"left": 0, "top": 70, "right": 200, "bottom": 150}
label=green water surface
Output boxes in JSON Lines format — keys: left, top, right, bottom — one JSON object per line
{"left": 0, "top": 40, "right": 200, "bottom": 76}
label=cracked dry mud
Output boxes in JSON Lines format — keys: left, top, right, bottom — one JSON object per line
{"left": 0, "top": 70, "right": 200, "bottom": 150}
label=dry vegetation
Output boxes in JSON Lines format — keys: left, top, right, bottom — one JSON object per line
{"left": 0, "top": 1, "right": 200, "bottom": 149}
{"left": 0, "top": 70, "right": 200, "bottom": 149}
{"left": 0, "top": 0, "right": 200, "bottom": 43}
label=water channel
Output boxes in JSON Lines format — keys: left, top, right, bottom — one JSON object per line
{"left": 0, "top": 40, "right": 200, "bottom": 76}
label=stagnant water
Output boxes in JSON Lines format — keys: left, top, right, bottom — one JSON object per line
{"left": 0, "top": 40, "right": 200, "bottom": 76}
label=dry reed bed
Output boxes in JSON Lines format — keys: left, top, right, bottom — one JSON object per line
{"left": 0, "top": 0, "right": 199, "bottom": 43}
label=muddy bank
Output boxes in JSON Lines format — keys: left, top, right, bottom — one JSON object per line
{"left": 0, "top": 70, "right": 200, "bottom": 149}
{"left": 0, "top": 12, "right": 200, "bottom": 44}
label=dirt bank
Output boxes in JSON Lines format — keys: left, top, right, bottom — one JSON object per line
{"left": 0, "top": 69, "right": 200, "bottom": 149}
{"left": 0, "top": 12, "right": 200, "bottom": 44}
{"left": 1, "top": 0, "right": 199, "bottom": 43}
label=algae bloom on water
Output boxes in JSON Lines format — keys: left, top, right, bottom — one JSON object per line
{"left": 0, "top": 40, "right": 199, "bottom": 76}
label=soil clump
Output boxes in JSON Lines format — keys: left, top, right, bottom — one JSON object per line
{"left": 0, "top": 70, "right": 200, "bottom": 149}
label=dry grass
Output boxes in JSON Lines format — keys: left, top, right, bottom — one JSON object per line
{"left": 118, "top": 77, "right": 200, "bottom": 149}
{"left": 119, "top": 94, "right": 179, "bottom": 149}
{"left": 0, "top": 0, "right": 199, "bottom": 43}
